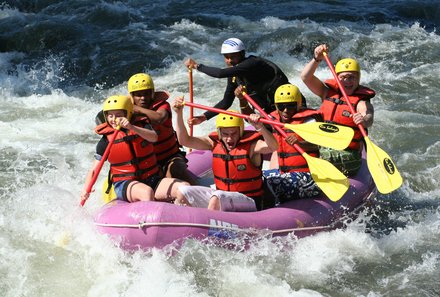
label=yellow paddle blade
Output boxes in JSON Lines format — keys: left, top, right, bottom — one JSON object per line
{"left": 284, "top": 122, "right": 354, "bottom": 150}
{"left": 303, "top": 153, "right": 350, "bottom": 202}
{"left": 101, "top": 179, "right": 117, "bottom": 204}
{"left": 364, "top": 136, "right": 403, "bottom": 194}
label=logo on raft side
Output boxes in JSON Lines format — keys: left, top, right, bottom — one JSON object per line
{"left": 319, "top": 123, "right": 340, "bottom": 133}
{"left": 208, "top": 218, "right": 239, "bottom": 239}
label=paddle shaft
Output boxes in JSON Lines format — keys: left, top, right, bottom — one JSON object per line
{"left": 80, "top": 129, "right": 120, "bottom": 206}
{"left": 188, "top": 68, "right": 194, "bottom": 152}
{"left": 184, "top": 100, "right": 299, "bottom": 143}
{"left": 242, "top": 92, "right": 352, "bottom": 201}
{"left": 241, "top": 92, "right": 306, "bottom": 155}
{"left": 323, "top": 53, "right": 367, "bottom": 137}
{"left": 185, "top": 92, "right": 349, "bottom": 201}
{"left": 188, "top": 67, "right": 194, "bottom": 137}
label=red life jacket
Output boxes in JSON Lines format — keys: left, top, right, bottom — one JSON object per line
{"left": 96, "top": 123, "right": 159, "bottom": 183}
{"left": 270, "top": 109, "right": 321, "bottom": 173}
{"left": 319, "top": 79, "right": 375, "bottom": 150}
{"left": 209, "top": 131, "right": 264, "bottom": 198}
{"left": 150, "top": 99, "right": 181, "bottom": 163}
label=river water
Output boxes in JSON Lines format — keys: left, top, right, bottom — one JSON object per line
{"left": 0, "top": 1, "right": 439, "bottom": 296}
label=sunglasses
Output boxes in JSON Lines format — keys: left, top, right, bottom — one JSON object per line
{"left": 276, "top": 103, "right": 297, "bottom": 110}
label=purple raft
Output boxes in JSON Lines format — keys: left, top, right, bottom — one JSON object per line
{"left": 94, "top": 148, "right": 376, "bottom": 251}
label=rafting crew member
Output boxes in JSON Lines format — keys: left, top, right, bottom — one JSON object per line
{"left": 264, "top": 84, "right": 322, "bottom": 204}
{"left": 184, "top": 37, "right": 306, "bottom": 125}
{"left": 80, "top": 95, "right": 190, "bottom": 205}
{"left": 126, "top": 73, "right": 197, "bottom": 185}
{"left": 172, "top": 96, "right": 278, "bottom": 211}
{"left": 301, "top": 44, "right": 375, "bottom": 176}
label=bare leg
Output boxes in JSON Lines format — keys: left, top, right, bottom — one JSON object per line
{"left": 155, "top": 177, "right": 191, "bottom": 205}
{"left": 166, "top": 158, "right": 198, "bottom": 185}
{"left": 125, "top": 181, "right": 155, "bottom": 202}
{"left": 269, "top": 151, "right": 279, "bottom": 169}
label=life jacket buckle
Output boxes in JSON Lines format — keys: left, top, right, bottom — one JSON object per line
{"left": 333, "top": 98, "right": 342, "bottom": 104}
{"left": 223, "top": 154, "right": 232, "bottom": 161}
{"left": 223, "top": 178, "right": 233, "bottom": 184}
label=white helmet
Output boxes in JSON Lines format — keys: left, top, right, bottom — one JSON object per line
{"left": 220, "top": 38, "right": 245, "bottom": 54}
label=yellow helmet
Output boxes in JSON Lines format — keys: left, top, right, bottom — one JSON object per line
{"left": 335, "top": 58, "right": 360, "bottom": 73}
{"left": 127, "top": 73, "right": 154, "bottom": 93}
{"left": 216, "top": 110, "right": 244, "bottom": 137}
{"left": 274, "top": 84, "right": 302, "bottom": 106}
{"left": 102, "top": 95, "right": 133, "bottom": 121}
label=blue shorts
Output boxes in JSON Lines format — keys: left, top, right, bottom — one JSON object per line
{"left": 113, "top": 174, "right": 161, "bottom": 202}
{"left": 263, "top": 169, "right": 321, "bottom": 204}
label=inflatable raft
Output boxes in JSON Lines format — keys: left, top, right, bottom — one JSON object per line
{"left": 94, "top": 148, "right": 376, "bottom": 251}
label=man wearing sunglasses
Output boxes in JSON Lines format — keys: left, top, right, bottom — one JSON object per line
{"left": 264, "top": 84, "right": 323, "bottom": 204}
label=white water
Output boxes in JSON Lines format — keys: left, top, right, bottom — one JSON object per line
{"left": 1, "top": 16, "right": 439, "bottom": 297}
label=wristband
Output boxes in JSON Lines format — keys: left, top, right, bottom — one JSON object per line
{"left": 313, "top": 55, "right": 322, "bottom": 63}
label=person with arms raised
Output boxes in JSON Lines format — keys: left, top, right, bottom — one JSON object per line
{"left": 172, "top": 96, "right": 278, "bottom": 211}
{"left": 301, "top": 44, "right": 375, "bottom": 176}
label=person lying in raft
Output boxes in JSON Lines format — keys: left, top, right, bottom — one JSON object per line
{"left": 172, "top": 96, "right": 278, "bottom": 211}
{"left": 301, "top": 44, "right": 375, "bottom": 176}
{"left": 264, "top": 84, "right": 322, "bottom": 205}
{"left": 80, "top": 95, "right": 190, "bottom": 205}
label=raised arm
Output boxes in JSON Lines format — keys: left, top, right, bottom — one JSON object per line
{"left": 248, "top": 114, "right": 278, "bottom": 155}
{"left": 172, "top": 97, "right": 214, "bottom": 150}
{"left": 301, "top": 44, "right": 330, "bottom": 101}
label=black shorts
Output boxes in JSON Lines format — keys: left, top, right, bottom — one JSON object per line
{"left": 117, "top": 174, "right": 161, "bottom": 201}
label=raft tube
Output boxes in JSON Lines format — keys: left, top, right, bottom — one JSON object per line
{"left": 94, "top": 148, "right": 376, "bottom": 251}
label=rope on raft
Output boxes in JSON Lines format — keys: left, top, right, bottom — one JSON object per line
{"left": 94, "top": 192, "right": 374, "bottom": 235}
{"left": 95, "top": 220, "right": 332, "bottom": 234}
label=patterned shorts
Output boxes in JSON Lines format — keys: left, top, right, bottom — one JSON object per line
{"left": 263, "top": 169, "right": 321, "bottom": 204}
{"left": 319, "top": 147, "right": 362, "bottom": 176}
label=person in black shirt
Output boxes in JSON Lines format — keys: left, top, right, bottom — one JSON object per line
{"left": 184, "top": 38, "right": 305, "bottom": 126}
